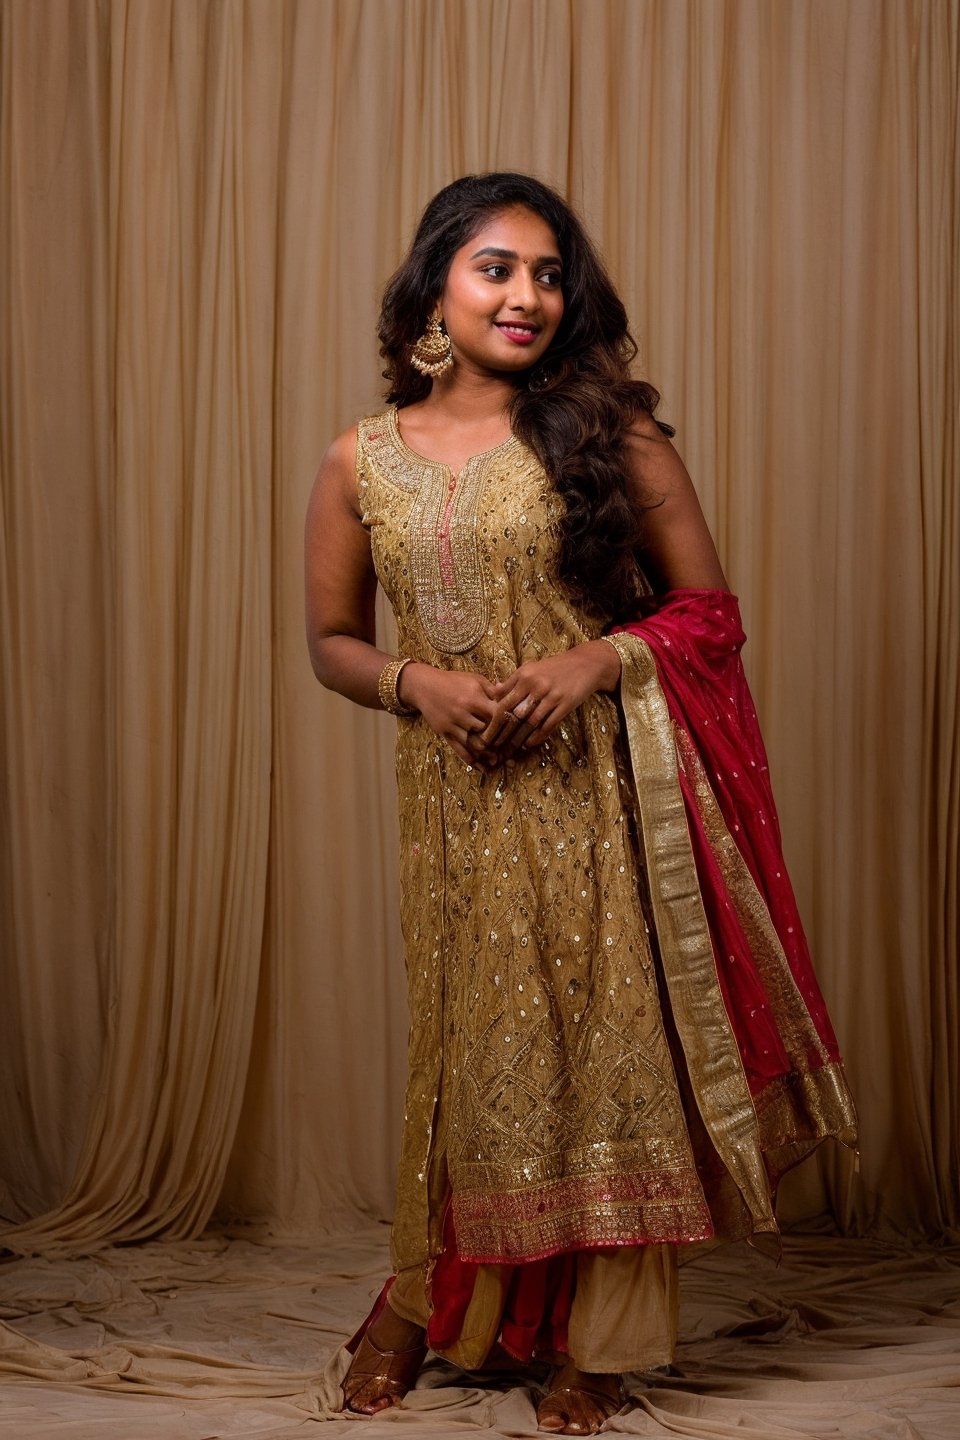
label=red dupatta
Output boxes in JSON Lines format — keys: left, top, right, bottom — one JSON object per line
{"left": 611, "top": 588, "right": 844, "bottom": 1090}
{"left": 608, "top": 588, "right": 856, "bottom": 1189}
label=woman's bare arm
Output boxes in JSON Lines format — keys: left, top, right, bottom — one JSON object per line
{"left": 304, "top": 427, "right": 399, "bottom": 708}
{"left": 305, "top": 427, "right": 501, "bottom": 763}
{"left": 625, "top": 411, "right": 729, "bottom": 592}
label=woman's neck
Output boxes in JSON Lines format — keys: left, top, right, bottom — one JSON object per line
{"left": 415, "top": 367, "right": 517, "bottom": 425}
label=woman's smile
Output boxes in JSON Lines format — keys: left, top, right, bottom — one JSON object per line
{"left": 495, "top": 320, "right": 541, "bottom": 344}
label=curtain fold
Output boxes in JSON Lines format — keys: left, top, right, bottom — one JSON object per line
{"left": 1, "top": 0, "right": 277, "bottom": 1249}
{"left": 0, "top": 0, "right": 956, "bottom": 1252}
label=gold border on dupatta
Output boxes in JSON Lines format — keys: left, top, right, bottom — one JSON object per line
{"left": 606, "top": 631, "right": 778, "bottom": 1233}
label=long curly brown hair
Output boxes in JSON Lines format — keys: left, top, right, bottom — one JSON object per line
{"left": 378, "top": 172, "right": 673, "bottom": 618}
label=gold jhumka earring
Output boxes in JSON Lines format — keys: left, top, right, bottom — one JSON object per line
{"left": 410, "top": 310, "right": 454, "bottom": 376}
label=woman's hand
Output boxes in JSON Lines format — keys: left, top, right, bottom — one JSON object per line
{"left": 480, "top": 641, "right": 621, "bottom": 756}
{"left": 400, "top": 663, "right": 502, "bottom": 768}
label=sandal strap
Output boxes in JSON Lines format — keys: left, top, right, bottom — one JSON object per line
{"left": 344, "top": 1276, "right": 396, "bottom": 1355}
{"left": 359, "top": 1328, "right": 428, "bottom": 1362}
{"left": 342, "top": 1329, "right": 427, "bottom": 1408}
{"left": 541, "top": 1380, "right": 624, "bottom": 1413}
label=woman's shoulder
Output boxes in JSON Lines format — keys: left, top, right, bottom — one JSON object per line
{"left": 625, "top": 407, "right": 673, "bottom": 446}
{"left": 314, "top": 406, "right": 400, "bottom": 511}
{"left": 314, "top": 425, "right": 361, "bottom": 492}
{"left": 321, "top": 405, "right": 394, "bottom": 469}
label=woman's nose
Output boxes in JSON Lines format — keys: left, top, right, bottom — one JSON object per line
{"left": 506, "top": 269, "right": 538, "bottom": 310}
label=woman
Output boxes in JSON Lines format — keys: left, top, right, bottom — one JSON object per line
{"left": 305, "top": 172, "right": 857, "bottom": 1436}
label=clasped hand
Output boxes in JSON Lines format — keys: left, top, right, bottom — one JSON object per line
{"left": 401, "top": 643, "right": 620, "bottom": 768}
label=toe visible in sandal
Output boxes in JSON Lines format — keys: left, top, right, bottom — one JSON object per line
{"left": 536, "top": 1375, "right": 625, "bottom": 1435}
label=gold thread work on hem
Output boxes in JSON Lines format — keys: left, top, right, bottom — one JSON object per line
{"left": 452, "top": 1167, "right": 712, "bottom": 1262}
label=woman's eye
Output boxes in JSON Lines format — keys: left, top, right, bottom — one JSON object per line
{"left": 478, "top": 263, "right": 562, "bottom": 286}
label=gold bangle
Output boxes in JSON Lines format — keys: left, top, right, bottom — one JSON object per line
{"left": 378, "top": 657, "right": 416, "bottom": 716}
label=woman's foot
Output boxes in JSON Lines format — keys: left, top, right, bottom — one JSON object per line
{"left": 537, "top": 1359, "right": 624, "bottom": 1435}
{"left": 341, "top": 1305, "right": 427, "bottom": 1414}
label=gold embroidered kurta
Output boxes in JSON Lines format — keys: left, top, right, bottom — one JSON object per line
{"left": 358, "top": 407, "right": 715, "bottom": 1270}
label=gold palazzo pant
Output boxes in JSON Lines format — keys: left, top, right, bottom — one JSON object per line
{"left": 389, "top": 1244, "right": 679, "bottom": 1375}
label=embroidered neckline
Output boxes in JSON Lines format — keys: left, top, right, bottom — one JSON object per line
{"left": 386, "top": 403, "right": 519, "bottom": 479}
{"left": 360, "top": 411, "right": 504, "bottom": 654}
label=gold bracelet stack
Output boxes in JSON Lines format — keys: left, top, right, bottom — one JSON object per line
{"left": 378, "top": 657, "right": 416, "bottom": 716}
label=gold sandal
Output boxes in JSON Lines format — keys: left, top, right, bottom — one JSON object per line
{"left": 536, "top": 1376, "right": 625, "bottom": 1435}
{"left": 341, "top": 1327, "right": 427, "bottom": 1414}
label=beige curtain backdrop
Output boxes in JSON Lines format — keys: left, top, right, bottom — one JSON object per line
{"left": 0, "top": 0, "right": 956, "bottom": 1261}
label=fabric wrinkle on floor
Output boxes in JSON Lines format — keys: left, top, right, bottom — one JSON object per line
{"left": 0, "top": 1227, "right": 957, "bottom": 1438}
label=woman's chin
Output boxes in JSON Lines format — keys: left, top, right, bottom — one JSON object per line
{"left": 452, "top": 348, "right": 547, "bottom": 380}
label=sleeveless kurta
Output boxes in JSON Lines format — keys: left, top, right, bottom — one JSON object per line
{"left": 357, "top": 407, "right": 714, "bottom": 1273}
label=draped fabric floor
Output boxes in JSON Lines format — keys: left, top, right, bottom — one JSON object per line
{"left": 1, "top": 1228, "right": 957, "bottom": 1438}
